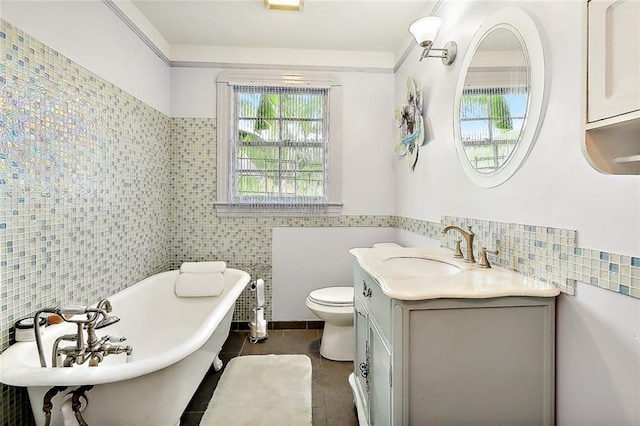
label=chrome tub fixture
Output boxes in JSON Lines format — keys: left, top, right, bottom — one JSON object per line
{"left": 33, "top": 302, "right": 132, "bottom": 368}
{"left": 94, "top": 298, "right": 121, "bottom": 329}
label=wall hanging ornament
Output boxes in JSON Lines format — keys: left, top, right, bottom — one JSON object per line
{"left": 394, "top": 77, "right": 425, "bottom": 171}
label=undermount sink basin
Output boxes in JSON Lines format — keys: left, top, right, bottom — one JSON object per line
{"left": 382, "top": 257, "right": 461, "bottom": 277}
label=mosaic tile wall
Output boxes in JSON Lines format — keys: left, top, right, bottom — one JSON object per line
{"left": 0, "top": 22, "right": 394, "bottom": 424}
{"left": 0, "top": 20, "right": 173, "bottom": 425}
{"left": 168, "top": 121, "right": 395, "bottom": 319}
{"left": 171, "top": 212, "right": 396, "bottom": 321}
{"left": 397, "top": 216, "right": 640, "bottom": 299}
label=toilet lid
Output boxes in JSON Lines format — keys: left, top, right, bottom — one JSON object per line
{"left": 308, "top": 287, "right": 353, "bottom": 307}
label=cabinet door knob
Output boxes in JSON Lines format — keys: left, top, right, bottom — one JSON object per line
{"left": 359, "top": 362, "right": 369, "bottom": 378}
{"left": 362, "top": 281, "right": 372, "bottom": 297}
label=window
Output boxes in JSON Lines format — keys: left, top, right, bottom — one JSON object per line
{"left": 216, "top": 71, "right": 342, "bottom": 216}
{"left": 233, "top": 85, "right": 327, "bottom": 203}
{"left": 459, "top": 86, "right": 528, "bottom": 172}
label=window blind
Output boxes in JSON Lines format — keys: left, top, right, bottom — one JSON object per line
{"left": 459, "top": 66, "right": 529, "bottom": 172}
{"left": 229, "top": 85, "right": 330, "bottom": 214}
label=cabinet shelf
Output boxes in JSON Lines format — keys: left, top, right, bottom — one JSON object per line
{"left": 584, "top": 115, "right": 640, "bottom": 174}
{"left": 615, "top": 154, "right": 640, "bottom": 164}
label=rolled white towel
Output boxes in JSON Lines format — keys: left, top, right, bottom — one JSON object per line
{"left": 175, "top": 272, "right": 224, "bottom": 297}
{"left": 180, "top": 261, "right": 226, "bottom": 274}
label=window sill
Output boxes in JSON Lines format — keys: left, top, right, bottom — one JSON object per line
{"left": 214, "top": 202, "right": 343, "bottom": 217}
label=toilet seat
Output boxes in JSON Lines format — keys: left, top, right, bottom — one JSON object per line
{"left": 308, "top": 287, "right": 353, "bottom": 307}
{"left": 306, "top": 286, "right": 354, "bottom": 361}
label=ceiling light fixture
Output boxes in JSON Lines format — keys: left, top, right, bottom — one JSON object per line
{"left": 264, "top": 0, "right": 303, "bottom": 12}
{"left": 409, "top": 16, "right": 457, "bottom": 65}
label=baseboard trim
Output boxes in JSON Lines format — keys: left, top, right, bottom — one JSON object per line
{"left": 231, "top": 320, "right": 324, "bottom": 331}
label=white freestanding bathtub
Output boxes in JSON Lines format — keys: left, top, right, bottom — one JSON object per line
{"left": 0, "top": 268, "right": 250, "bottom": 426}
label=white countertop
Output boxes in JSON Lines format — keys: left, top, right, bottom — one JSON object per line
{"left": 349, "top": 246, "right": 560, "bottom": 301}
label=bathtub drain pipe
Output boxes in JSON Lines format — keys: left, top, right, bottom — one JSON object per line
{"left": 42, "top": 386, "right": 67, "bottom": 426}
{"left": 71, "top": 385, "right": 93, "bottom": 426}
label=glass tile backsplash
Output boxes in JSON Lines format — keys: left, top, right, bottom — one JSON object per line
{"left": 1, "top": 20, "right": 175, "bottom": 424}
{"left": 397, "top": 216, "right": 640, "bottom": 299}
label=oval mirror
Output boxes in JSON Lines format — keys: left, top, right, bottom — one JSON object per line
{"left": 453, "top": 8, "right": 546, "bottom": 188}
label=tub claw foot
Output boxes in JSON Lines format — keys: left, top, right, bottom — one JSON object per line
{"left": 213, "top": 355, "right": 223, "bottom": 371}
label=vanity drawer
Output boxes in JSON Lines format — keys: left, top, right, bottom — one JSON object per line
{"left": 354, "top": 265, "right": 391, "bottom": 339}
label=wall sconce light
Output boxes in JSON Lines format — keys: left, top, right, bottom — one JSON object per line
{"left": 409, "top": 16, "right": 457, "bottom": 65}
{"left": 264, "top": 0, "right": 303, "bottom": 11}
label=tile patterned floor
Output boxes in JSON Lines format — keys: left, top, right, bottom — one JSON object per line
{"left": 180, "top": 329, "right": 359, "bottom": 426}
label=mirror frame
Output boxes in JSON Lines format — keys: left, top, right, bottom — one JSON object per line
{"left": 453, "top": 7, "right": 547, "bottom": 188}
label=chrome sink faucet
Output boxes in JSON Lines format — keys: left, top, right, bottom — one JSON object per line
{"left": 441, "top": 225, "right": 476, "bottom": 263}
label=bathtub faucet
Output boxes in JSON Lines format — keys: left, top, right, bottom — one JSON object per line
{"left": 34, "top": 306, "right": 107, "bottom": 368}
{"left": 84, "top": 335, "right": 133, "bottom": 367}
{"left": 94, "top": 299, "right": 121, "bottom": 329}
{"left": 59, "top": 303, "right": 132, "bottom": 368}
{"left": 34, "top": 303, "right": 133, "bottom": 368}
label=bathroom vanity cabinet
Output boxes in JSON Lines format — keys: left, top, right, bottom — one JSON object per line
{"left": 349, "top": 248, "right": 558, "bottom": 426}
{"left": 353, "top": 267, "right": 392, "bottom": 426}
{"left": 584, "top": 0, "right": 640, "bottom": 174}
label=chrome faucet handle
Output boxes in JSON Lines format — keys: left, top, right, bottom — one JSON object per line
{"left": 96, "top": 299, "right": 113, "bottom": 313}
{"left": 453, "top": 239, "right": 464, "bottom": 258}
{"left": 478, "top": 247, "right": 499, "bottom": 269}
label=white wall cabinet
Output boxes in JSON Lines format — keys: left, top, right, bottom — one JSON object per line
{"left": 349, "top": 263, "right": 557, "bottom": 425}
{"left": 584, "top": 0, "right": 640, "bottom": 174}
{"left": 587, "top": 0, "right": 640, "bottom": 122}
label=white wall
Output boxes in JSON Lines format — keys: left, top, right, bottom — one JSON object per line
{"left": 396, "top": 229, "right": 440, "bottom": 248}
{"left": 1, "top": 1, "right": 171, "bottom": 114}
{"left": 272, "top": 227, "right": 396, "bottom": 320}
{"left": 394, "top": 0, "right": 640, "bottom": 256}
{"left": 394, "top": 1, "right": 640, "bottom": 424}
{"left": 271, "top": 228, "right": 439, "bottom": 321}
{"left": 556, "top": 283, "right": 640, "bottom": 424}
{"left": 170, "top": 67, "right": 217, "bottom": 118}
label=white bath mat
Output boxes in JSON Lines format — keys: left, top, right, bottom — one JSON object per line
{"left": 199, "top": 354, "right": 312, "bottom": 426}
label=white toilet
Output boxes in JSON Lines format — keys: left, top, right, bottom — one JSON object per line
{"left": 305, "top": 286, "right": 354, "bottom": 361}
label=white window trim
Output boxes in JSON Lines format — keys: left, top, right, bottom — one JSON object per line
{"left": 215, "top": 70, "right": 343, "bottom": 217}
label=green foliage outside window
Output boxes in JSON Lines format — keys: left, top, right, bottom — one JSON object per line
{"left": 234, "top": 88, "right": 327, "bottom": 201}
